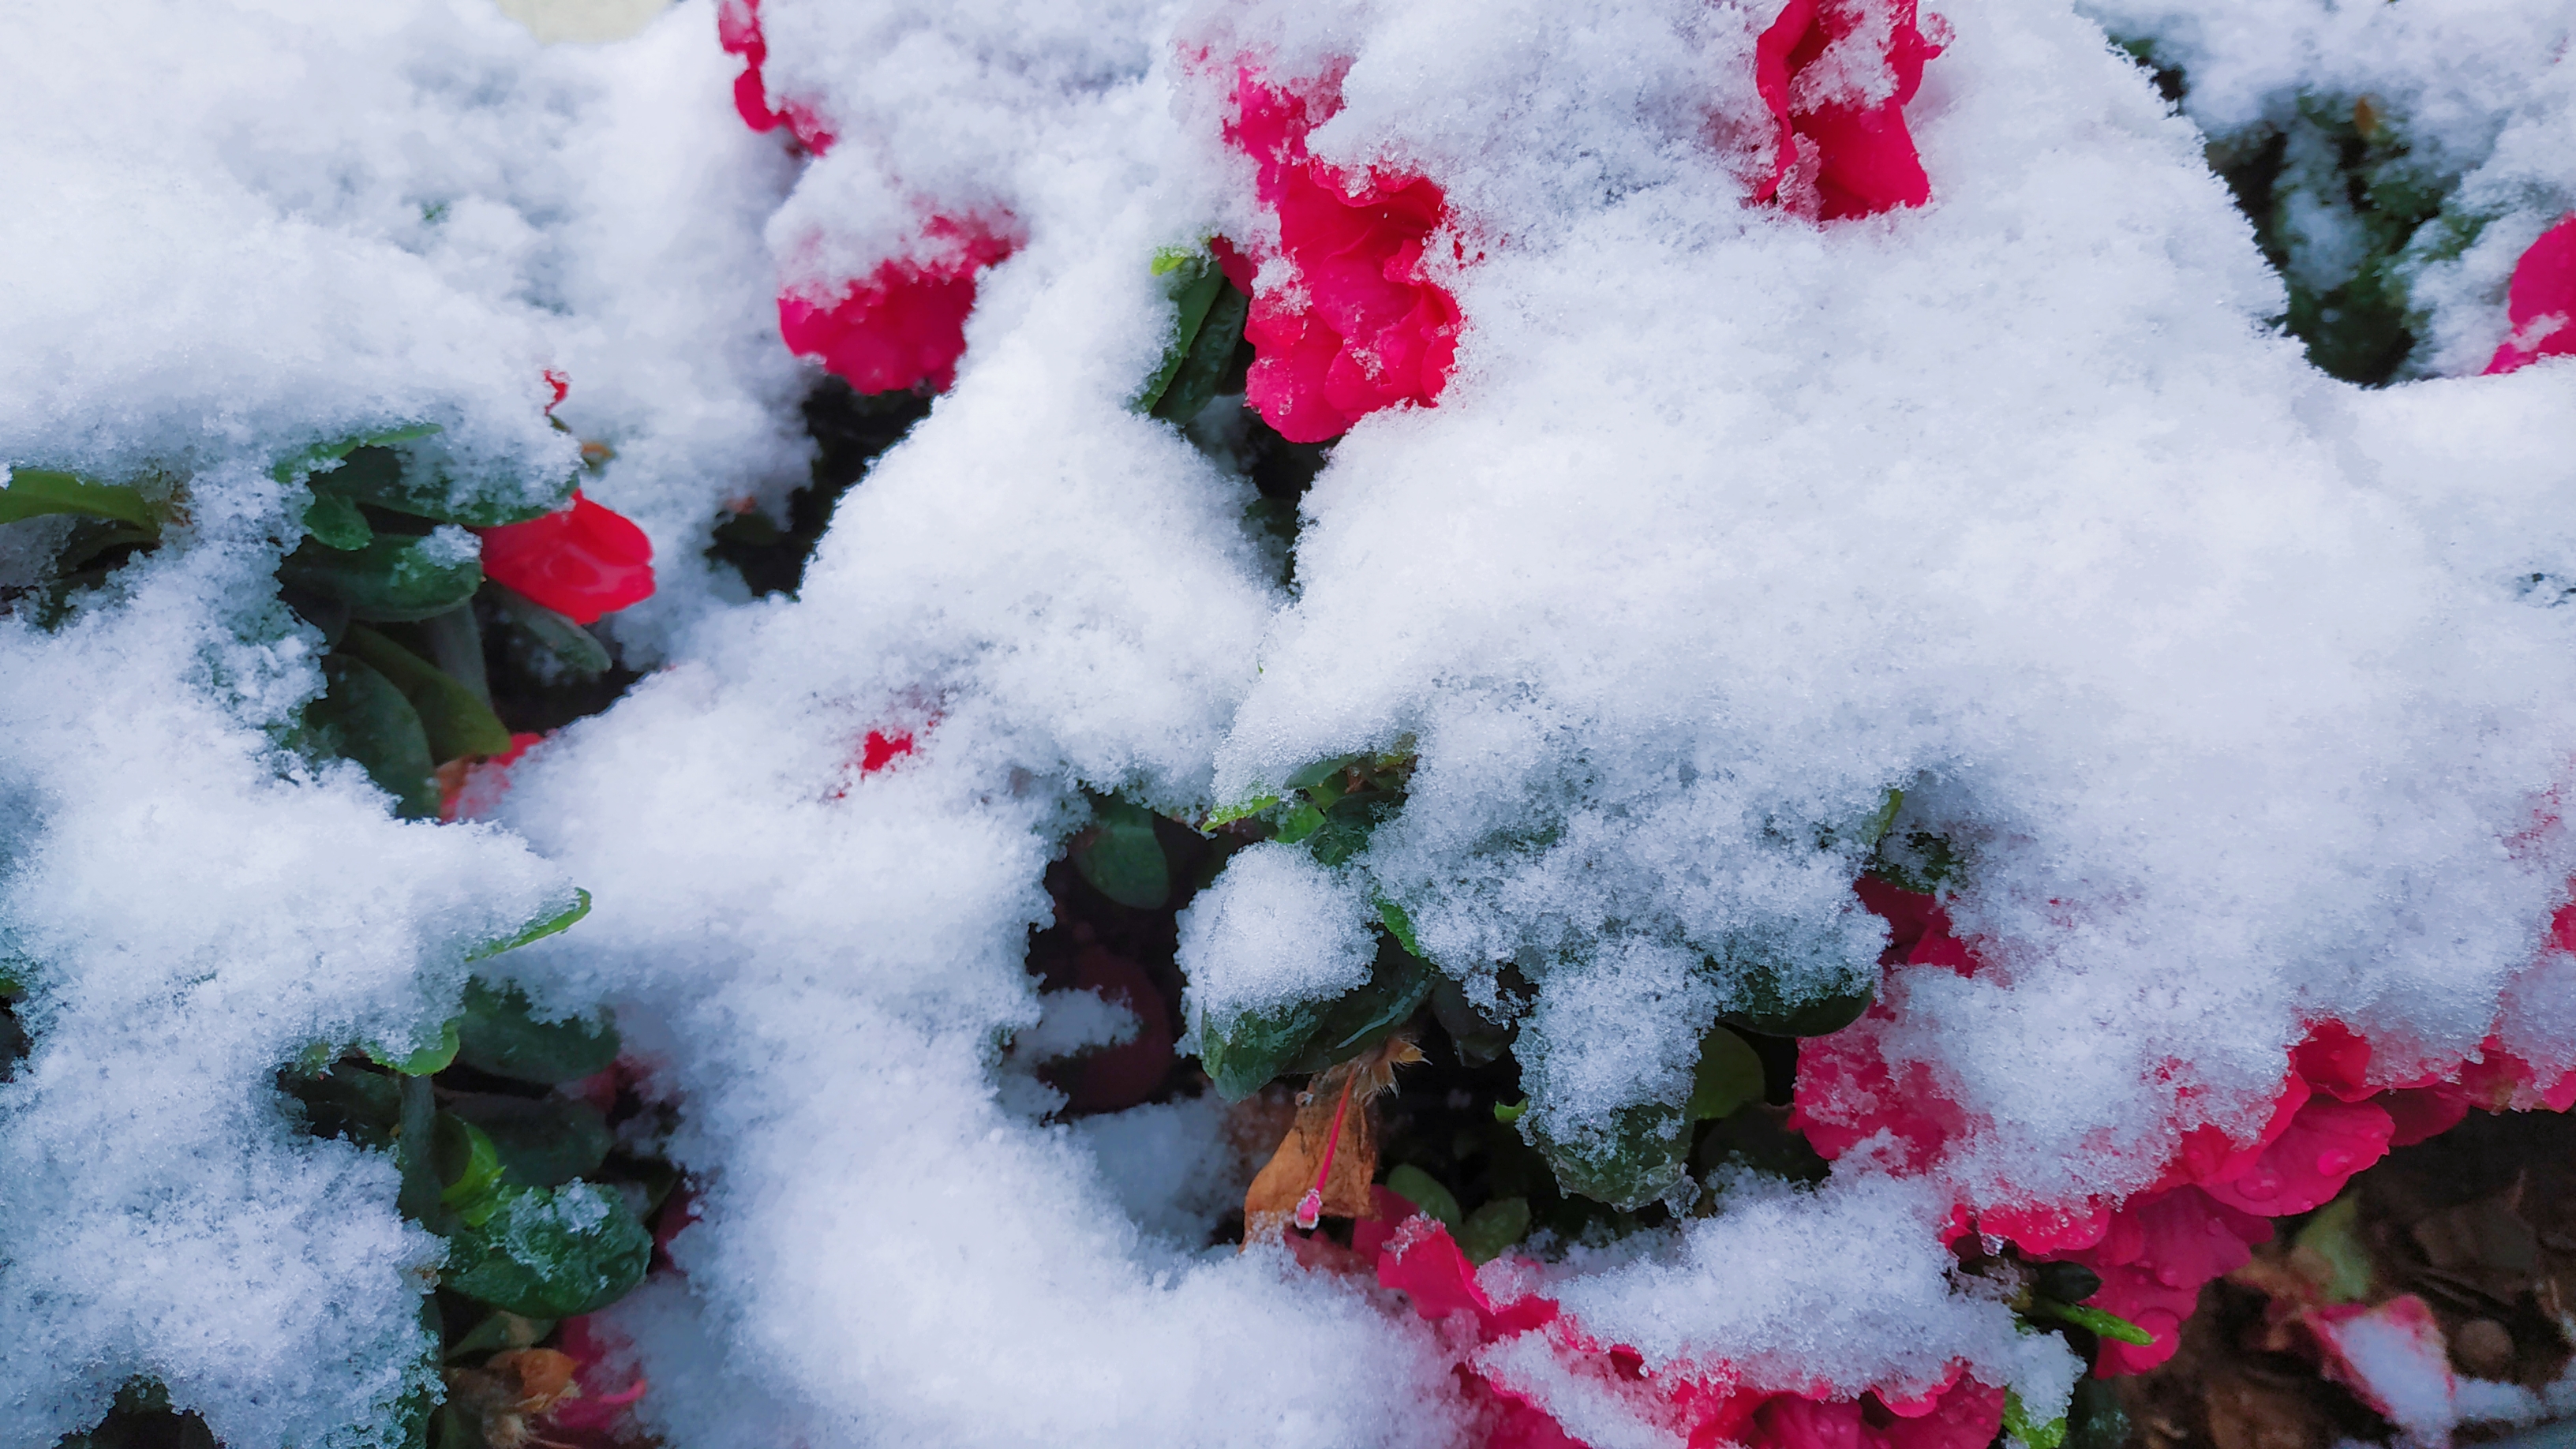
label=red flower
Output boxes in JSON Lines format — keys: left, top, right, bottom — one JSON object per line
{"left": 778, "top": 219, "right": 1014, "bottom": 395}
{"left": 1217, "top": 69, "right": 1464, "bottom": 444}
{"left": 714, "top": 0, "right": 834, "bottom": 152}
{"left": 438, "top": 732, "right": 545, "bottom": 823}
{"left": 545, "top": 1315, "right": 650, "bottom": 1445}
{"left": 2484, "top": 215, "right": 2576, "bottom": 375}
{"left": 474, "top": 490, "right": 655, "bottom": 626}
{"left": 1751, "top": 0, "right": 1946, "bottom": 221}
{"left": 2052, "top": 1185, "right": 2274, "bottom": 1375}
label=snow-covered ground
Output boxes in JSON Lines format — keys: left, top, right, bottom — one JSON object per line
{"left": 5, "top": 1, "right": 2576, "bottom": 1445}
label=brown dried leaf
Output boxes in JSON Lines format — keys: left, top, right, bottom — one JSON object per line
{"left": 1241, "top": 1037, "right": 1422, "bottom": 1247}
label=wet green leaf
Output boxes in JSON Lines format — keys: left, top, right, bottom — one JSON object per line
{"left": 1133, "top": 252, "right": 1226, "bottom": 415}
{"left": 280, "top": 1060, "right": 402, "bottom": 1149}
{"left": 435, "top": 1114, "right": 508, "bottom": 1226}
{"left": 440, "top": 1180, "right": 651, "bottom": 1318}
{"left": 270, "top": 423, "right": 442, "bottom": 484}
{"left": 2003, "top": 1390, "right": 2068, "bottom": 1449}
{"left": 1717, "top": 952, "right": 1875, "bottom": 1039}
{"left": 1284, "top": 754, "right": 1365, "bottom": 791}
{"left": 445, "top": 1092, "right": 614, "bottom": 1189}
{"left": 485, "top": 579, "right": 611, "bottom": 676}
{"left": 1151, "top": 281, "right": 1249, "bottom": 425}
{"left": 1279, "top": 938, "right": 1434, "bottom": 1076}
{"left": 299, "top": 491, "right": 373, "bottom": 552}
{"left": 307, "top": 442, "right": 566, "bottom": 526}
{"left": 454, "top": 976, "right": 617, "bottom": 1084}
{"left": 1428, "top": 975, "right": 1513, "bottom": 1067}
{"left": 1527, "top": 1099, "right": 1692, "bottom": 1211}
{"left": 339, "top": 623, "right": 511, "bottom": 763}
{"left": 1204, "top": 794, "right": 1279, "bottom": 829}
{"left": 311, "top": 656, "right": 440, "bottom": 818}
{"left": 2292, "top": 1192, "right": 2375, "bottom": 1303}
{"left": 1458, "top": 1196, "right": 1531, "bottom": 1264}
{"left": 1687, "top": 1024, "right": 1765, "bottom": 1121}
{"left": 466, "top": 890, "right": 593, "bottom": 964}
{"left": 1273, "top": 801, "right": 1327, "bottom": 844}
{"left": 277, "top": 533, "right": 482, "bottom": 624}
{"left": 1386, "top": 1163, "right": 1462, "bottom": 1232}
{"left": 1073, "top": 796, "right": 1170, "bottom": 910}
{"left": 1200, "top": 997, "right": 1328, "bottom": 1102}
{"left": 1375, "top": 899, "right": 1421, "bottom": 956}
{"left": 0, "top": 467, "right": 157, "bottom": 532}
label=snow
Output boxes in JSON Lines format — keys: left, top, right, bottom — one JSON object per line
{"left": 7, "top": 0, "right": 2576, "bottom": 1443}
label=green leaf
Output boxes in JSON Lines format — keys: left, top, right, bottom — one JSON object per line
{"left": 1273, "top": 802, "right": 1327, "bottom": 844}
{"left": 466, "top": 889, "right": 593, "bottom": 964}
{"left": 444, "top": 1092, "right": 614, "bottom": 1189}
{"left": 395, "top": 1071, "right": 443, "bottom": 1224}
{"left": 485, "top": 579, "right": 611, "bottom": 676}
{"left": 1133, "top": 252, "right": 1225, "bottom": 416}
{"left": 2292, "top": 1193, "right": 2376, "bottom": 1304}
{"left": 440, "top": 1310, "right": 554, "bottom": 1364}
{"left": 1279, "top": 938, "right": 1435, "bottom": 1076}
{"left": 1861, "top": 788, "right": 1904, "bottom": 848}
{"left": 1385, "top": 1164, "right": 1462, "bottom": 1231}
{"left": 440, "top": 1180, "right": 651, "bottom": 1318}
{"left": 311, "top": 656, "right": 440, "bottom": 818}
{"left": 1717, "top": 951, "right": 1875, "bottom": 1039}
{"left": 1284, "top": 754, "right": 1365, "bottom": 791}
{"left": 1375, "top": 898, "right": 1421, "bottom": 957}
{"left": 1200, "top": 997, "right": 1328, "bottom": 1102}
{"left": 270, "top": 423, "right": 443, "bottom": 484}
{"left": 339, "top": 623, "right": 511, "bottom": 762}
{"left": 1204, "top": 794, "right": 1279, "bottom": 829}
{"left": 454, "top": 977, "right": 618, "bottom": 1084}
{"left": 277, "top": 533, "right": 483, "bottom": 624}
{"left": 1687, "top": 1024, "right": 1766, "bottom": 1121}
{"left": 1492, "top": 1099, "right": 1527, "bottom": 1124}
{"left": 1458, "top": 1196, "right": 1531, "bottom": 1265}
{"left": 2003, "top": 1391, "right": 2068, "bottom": 1449}
{"left": 280, "top": 1060, "right": 402, "bottom": 1149}
{"left": 1073, "top": 797, "right": 1170, "bottom": 910}
{"left": 306, "top": 442, "right": 567, "bottom": 526}
{"left": 2064, "top": 1375, "right": 2132, "bottom": 1449}
{"left": 1870, "top": 829, "right": 1959, "bottom": 895}
{"left": 365, "top": 1020, "right": 461, "bottom": 1076}
{"left": 1527, "top": 1099, "right": 1692, "bottom": 1211}
{"left": 1150, "top": 279, "right": 1249, "bottom": 425}
{"left": 300, "top": 491, "right": 373, "bottom": 551}
{"left": 0, "top": 467, "right": 158, "bottom": 532}
{"left": 1304, "top": 799, "right": 1393, "bottom": 867}
{"left": 435, "top": 1114, "right": 509, "bottom": 1226}
{"left": 2032, "top": 1299, "right": 2155, "bottom": 1346}
{"left": 1428, "top": 975, "right": 1514, "bottom": 1067}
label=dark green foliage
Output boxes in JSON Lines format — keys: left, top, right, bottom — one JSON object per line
{"left": 1073, "top": 796, "right": 1171, "bottom": 910}
{"left": 306, "top": 442, "right": 566, "bottom": 528}
{"left": 444, "top": 1093, "right": 614, "bottom": 1189}
{"left": 310, "top": 656, "right": 440, "bottom": 818}
{"left": 0, "top": 468, "right": 159, "bottom": 532}
{"left": 440, "top": 1181, "right": 652, "bottom": 1318}
{"left": 340, "top": 623, "right": 513, "bottom": 763}
{"left": 1717, "top": 946, "right": 1876, "bottom": 1039}
{"left": 275, "top": 533, "right": 483, "bottom": 624}
{"left": 454, "top": 979, "right": 620, "bottom": 1085}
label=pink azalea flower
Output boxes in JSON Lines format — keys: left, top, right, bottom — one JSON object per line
{"left": 778, "top": 218, "right": 1015, "bottom": 395}
{"left": 2197, "top": 1094, "right": 2394, "bottom": 1219}
{"left": 2484, "top": 215, "right": 2576, "bottom": 375}
{"left": 474, "top": 490, "right": 656, "bottom": 626}
{"left": 1751, "top": 0, "right": 1948, "bottom": 221}
{"left": 2052, "top": 1185, "right": 2272, "bottom": 1376}
{"left": 1217, "top": 70, "right": 1464, "bottom": 444}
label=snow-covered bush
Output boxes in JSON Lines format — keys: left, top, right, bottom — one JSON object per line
{"left": 8, "top": 1, "right": 2576, "bottom": 1447}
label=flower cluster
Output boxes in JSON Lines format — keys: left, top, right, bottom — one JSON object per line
{"left": 1215, "top": 69, "right": 1463, "bottom": 444}
{"left": 1365, "top": 1204, "right": 2006, "bottom": 1449}
{"left": 1793, "top": 882, "right": 2576, "bottom": 1377}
